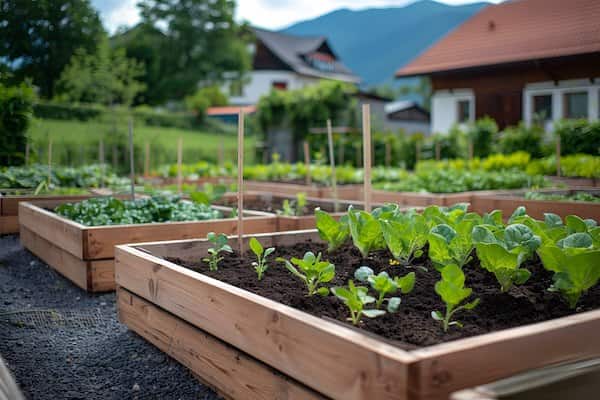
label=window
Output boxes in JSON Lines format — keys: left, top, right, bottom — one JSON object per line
{"left": 563, "top": 91, "right": 588, "bottom": 119}
{"left": 457, "top": 99, "right": 471, "bottom": 123}
{"left": 532, "top": 94, "right": 552, "bottom": 121}
{"left": 272, "top": 81, "right": 288, "bottom": 90}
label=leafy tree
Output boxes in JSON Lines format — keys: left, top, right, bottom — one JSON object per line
{"left": 137, "top": 0, "right": 250, "bottom": 100}
{"left": 56, "top": 36, "right": 146, "bottom": 106}
{"left": 0, "top": 0, "right": 104, "bottom": 98}
{"left": 185, "top": 85, "right": 229, "bottom": 122}
{"left": 0, "top": 82, "right": 35, "bottom": 166}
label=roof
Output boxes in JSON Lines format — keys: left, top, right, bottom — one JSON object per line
{"left": 253, "top": 28, "right": 360, "bottom": 83}
{"left": 396, "top": 0, "right": 600, "bottom": 77}
{"left": 206, "top": 105, "right": 257, "bottom": 116}
{"left": 384, "top": 100, "right": 427, "bottom": 114}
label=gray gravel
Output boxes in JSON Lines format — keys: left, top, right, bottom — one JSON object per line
{"left": 0, "top": 235, "right": 220, "bottom": 400}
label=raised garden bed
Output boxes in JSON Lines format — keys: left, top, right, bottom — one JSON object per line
{"left": 243, "top": 181, "right": 363, "bottom": 200}
{"left": 0, "top": 193, "right": 99, "bottom": 235}
{"left": 19, "top": 199, "right": 276, "bottom": 292}
{"left": 115, "top": 228, "right": 600, "bottom": 400}
{"left": 471, "top": 188, "right": 600, "bottom": 221}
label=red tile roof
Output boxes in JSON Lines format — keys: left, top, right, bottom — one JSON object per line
{"left": 396, "top": 0, "right": 600, "bottom": 77}
{"left": 206, "top": 105, "right": 257, "bottom": 116}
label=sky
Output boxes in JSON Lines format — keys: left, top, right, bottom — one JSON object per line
{"left": 93, "top": 0, "right": 503, "bottom": 34}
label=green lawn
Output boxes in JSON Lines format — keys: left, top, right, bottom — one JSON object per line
{"left": 27, "top": 118, "right": 257, "bottom": 172}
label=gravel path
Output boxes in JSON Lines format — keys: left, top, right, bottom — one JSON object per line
{"left": 0, "top": 235, "right": 220, "bottom": 400}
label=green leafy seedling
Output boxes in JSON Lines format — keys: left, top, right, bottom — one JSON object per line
{"left": 354, "top": 266, "right": 415, "bottom": 311}
{"left": 432, "top": 264, "right": 480, "bottom": 332}
{"left": 277, "top": 251, "right": 335, "bottom": 296}
{"left": 202, "top": 232, "right": 233, "bottom": 271}
{"left": 331, "top": 280, "right": 386, "bottom": 325}
{"left": 249, "top": 237, "right": 275, "bottom": 280}
{"left": 315, "top": 209, "right": 349, "bottom": 252}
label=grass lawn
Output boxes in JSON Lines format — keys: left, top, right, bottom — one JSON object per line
{"left": 27, "top": 118, "right": 257, "bottom": 171}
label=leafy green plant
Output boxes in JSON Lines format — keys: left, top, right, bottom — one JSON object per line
{"left": 315, "top": 209, "right": 349, "bottom": 252}
{"left": 472, "top": 223, "right": 541, "bottom": 291}
{"left": 278, "top": 192, "right": 307, "bottom": 216}
{"left": 380, "top": 212, "right": 429, "bottom": 264}
{"left": 354, "top": 266, "right": 415, "bottom": 311}
{"left": 331, "top": 280, "right": 386, "bottom": 325}
{"left": 249, "top": 237, "right": 274, "bottom": 280}
{"left": 202, "top": 232, "right": 233, "bottom": 271}
{"left": 190, "top": 183, "right": 227, "bottom": 205}
{"left": 538, "top": 232, "right": 600, "bottom": 308}
{"left": 347, "top": 206, "right": 386, "bottom": 258}
{"left": 432, "top": 264, "right": 480, "bottom": 332}
{"left": 277, "top": 251, "right": 335, "bottom": 296}
{"left": 428, "top": 219, "right": 477, "bottom": 270}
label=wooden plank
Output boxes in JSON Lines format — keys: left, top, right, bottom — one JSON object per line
{"left": 1, "top": 194, "right": 95, "bottom": 216}
{"left": 84, "top": 215, "right": 277, "bottom": 260}
{"left": 19, "top": 202, "right": 86, "bottom": 259}
{"left": 117, "top": 287, "right": 326, "bottom": 400}
{"left": 89, "top": 259, "right": 115, "bottom": 292}
{"left": 20, "top": 226, "right": 89, "bottom": 291}
{"left": 0, "top": 216, "right": 19, "bottom": 235}
{"left": 408, "top": 309, "right": 600, "bottom": 399}
{"left": 115, "top": 239, "right": 415, "bottom": 400}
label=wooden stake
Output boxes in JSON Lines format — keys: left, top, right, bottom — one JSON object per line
{"left": 99, "top": 140, "right": 105, "bottom": 188}
{"left": 385, "top": 141, "right": 391, "bottom": 167}
{"left": 327, "top": 119, "right": 339, "bottom": 212}
{"left": 144, "top": 142, "right": 150, "bottom": 177}
{"left": 177, "top": 137, "right": 183, "bottom": 194}
{"left": 47, "top": 139, "right": 52, "bottom": 187}
{"left": 25, "top": 142, "right": 29, "bottom": 166}
{"left": 237, "top": 110, "right": 245, "bottom": 256}
{"left": 303, "top": 140, "right": 311, "bottom": 185}
{"left": 128, "top": 118, "right": 135, "bottom": 201}
{"left": 556, "top": 135, "right": 561, "bottom": 177}
{"left": 362, "top": 104, "right": 372, "bottom": 212}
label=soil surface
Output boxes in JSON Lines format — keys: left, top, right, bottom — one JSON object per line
{"left": 217, "top": 196, "right": 358, "bottom": 215}
{"left": 0, "top": 235, "right": 219, "bottom": 400}
{"left": 169, "top": 240, "right": 600, "bottom": 347}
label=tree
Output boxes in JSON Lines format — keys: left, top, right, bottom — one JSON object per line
{"left": 0, "top": 0, "right": 104, "bottom": 98}
{"left": 185, "top": 85, "right": 229, "bottom": 122}
{"left": 137, "top": 0, "right": 250, "bottom": 100}
{"left": 56, "top": 36, "right": 146, "bottom": 106}
{"left": 0, "top": 82, "right": 35, "bottom": 166}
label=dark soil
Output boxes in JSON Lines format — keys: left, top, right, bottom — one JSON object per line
{"left": 0, "top": 235, "right": 219, "bottom": 400}
{"left": 168, "top": 241, "right": 600, "bottom": 348}
{"left": 217, "top": 196, "right": 358, "bottom": 215}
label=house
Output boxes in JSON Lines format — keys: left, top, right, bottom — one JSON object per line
{"left": 227, "top": 28, "right": 360, "bottom": 105}
{"left": 395, "top": 0, "right": 600, "bottom": 134}
{"left": 384, "top": 100, "right": 430, "bottom": 135}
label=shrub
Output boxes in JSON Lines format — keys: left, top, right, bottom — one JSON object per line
{"left": 467, "top": 117, "right": 498, "bottom": 158}
{"left": 555, "top": 119, "right": 600, "bottom": 156}
{"left": 0, "top": 82, "right": 35, "bottom": 165}
{"left": 498, "top": 123, "right": 544, "bottom": 158}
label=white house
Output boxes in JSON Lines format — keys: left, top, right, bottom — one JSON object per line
{"left": 395, "top": 0, "right": 600, "bottom": 133}
{"left": 226, "top": 28, "right": 359, "bottom": 105}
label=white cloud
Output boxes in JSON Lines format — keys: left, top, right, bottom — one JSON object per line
{"left": 98, "top": 0, "right": 504, "bottom": 33}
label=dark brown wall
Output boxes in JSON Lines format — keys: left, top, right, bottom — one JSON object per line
{"left": 431, "top": 53, "right": 600, "bottom": 128}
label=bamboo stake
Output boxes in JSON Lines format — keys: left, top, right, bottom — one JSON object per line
{"left": 362, "top": 104, "right": 372, "bottom": 212}
{"left": 47, "top": 139, "right": 52, "bottom": 187}
{"left": 177, "top": 137, "right": 183, "bottom": 194}
{"left": 144, "top": 142, "right": 150, "bottom": 177}
{"left": 326, "top": 119, "right": 339, "bottom": 212}
{"left": 303, "top": 140, "right": 311, "bottom": 185}
{"left": 128, "top": 118, "right": 135, "bottom": 201}
{"left": 25, "top": 143, "right": 29, "bottom": 166}
{"left": 556, "top": 135, "right": 561, "bottom": 177}
{"left": 237, "top": 109, "right": 245, "bottom": 256}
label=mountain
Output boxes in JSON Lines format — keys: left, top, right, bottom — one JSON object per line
{"left": 282, "top": 0, "right": 489, "bottom": 87}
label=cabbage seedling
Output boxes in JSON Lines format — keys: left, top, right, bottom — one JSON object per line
{"left": 432, "top": 264, "right": 480, "bottom": 332}
{"left": 277, "top": 251, "right": 335, "bottom": 296}
{"left": 249, "top": 237, "right": 274, "bottom": 280}
{"left": 315, "top": 209, "right": 349, "bottom": 252}
{"left": 331, "top": 280, "right": 386, "bottom": 325}
{"left": 354, "top": 267, "right": 415, "bottom": 312}
{"left": 202, "top": 232, "right": 232, "bottom": 271}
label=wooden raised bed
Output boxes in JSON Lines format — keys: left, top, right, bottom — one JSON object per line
{"left": 115, "top": 230, "right": 600, "bottom": 400}
{"left": 19, "top": 199, "right": 276, "bottom": 292}
{"left": 471, "top": 188, "right": 600, "bottom": 221}
{"left": 243, "top": 181, "right": 363, "bottom": 200}
{"left": 370, "top": 189, "right": 489, "bottom": 207}
{"left": 0, "top": 193, "right": 99, "bottom": 235}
